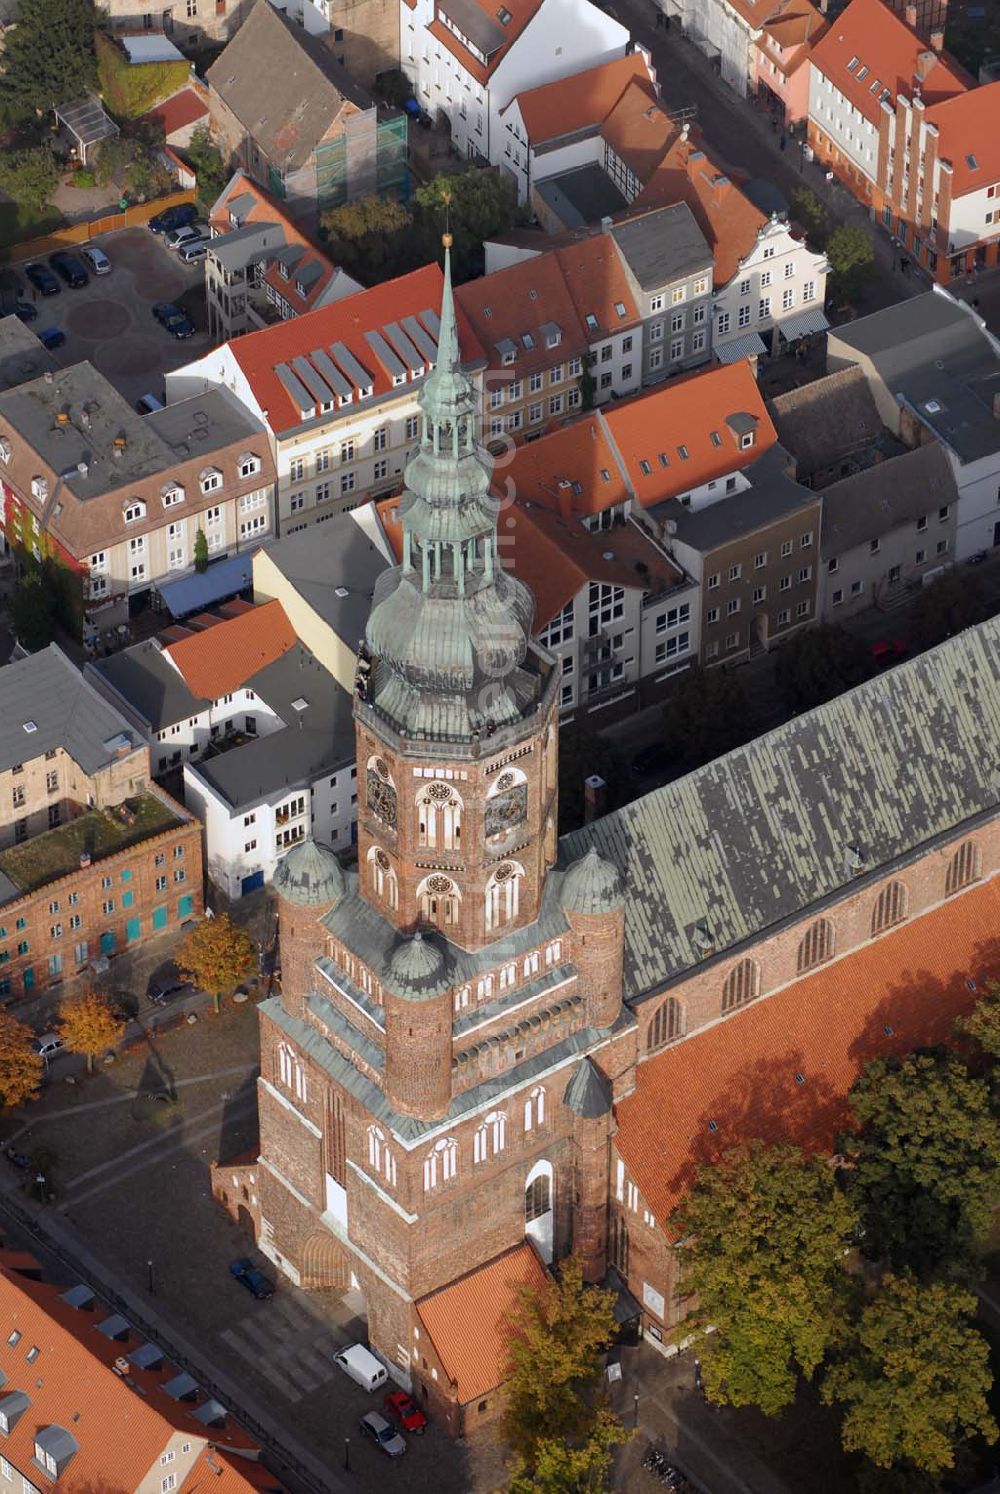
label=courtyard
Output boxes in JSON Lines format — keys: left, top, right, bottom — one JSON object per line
{"left": 13, "top": 226, "right": 212, "bottom": 408}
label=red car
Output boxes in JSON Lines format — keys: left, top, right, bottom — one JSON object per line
{"left": 383, "top": 1389, "right": 427, "bottom": 1434}
{"left": 870, "top": 638, "right": 908, "bottom": 669}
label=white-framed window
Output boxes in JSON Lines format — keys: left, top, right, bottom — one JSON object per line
{"left": 423, "top": 1136, "right": 458, "bottom": 1190}
{"left": 277, "top": 1041, "right": 307, "bottom": 1102}
{"left": 199, "top": 467, "right": 222, "bottom": 494}
{"left": 485, "top": 861, "right": 524, "bottom": 932}
{"left": 123, "top": 500, "right": 145, "bottom": 523}
{"left": 523, "top": 1085, "right": 546, "bottom": 1131}
{"left": 473, "top": 1111, "right": 507, "bottom": 1164}
{"left": 238, "top": 453, "right": 261, "bottom": 479}
{"left": 367, "top": 1124, "right": 397, "bottom": 1186}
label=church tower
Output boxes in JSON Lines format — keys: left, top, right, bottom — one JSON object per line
{"left": 250, "top": 243, "right": 631, "bottom": 1427}
{"left": 355, "top": 236, "right": 560, "bottom": 951}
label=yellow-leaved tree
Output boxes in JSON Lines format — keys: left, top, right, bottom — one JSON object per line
{"left": 177, "top": 913, "right": 255, "bottom": 1015}
{"left": 0, "top": 1013, "right": 43, "bottom": 1108}
{"left": 58, "top": 991, "right": 125, "bottom": 1074}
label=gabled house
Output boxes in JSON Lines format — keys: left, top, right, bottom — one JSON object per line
{"left": 401, "top": 0, "right": 629, "bottom": 172}
{"left": 206, "top": 173, "right": 363, "bottom": 341}
{"left": 207, "top": 1, "right": 402, "bottom": 227}
{"left": 752, "top": 0, "right": 827, "bottom": 125}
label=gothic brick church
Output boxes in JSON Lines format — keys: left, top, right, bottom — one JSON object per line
{"left": 215, "top": 242, "right": 1000, "bottom": 1434}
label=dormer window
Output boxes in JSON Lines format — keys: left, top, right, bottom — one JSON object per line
{"left": 740, "top": 432, "right": 755, "bottom": 449}
{"left": 0, "top": 438, "right": 10, "bottom": 464}
{"left": 238, "top": 453, "right": 261, "bottom": 479}
{"left": 585, "top": 314, "right": 598, "bottom": 332}
{"left": 0, "top": 1390, "right": 30, "bottom": 1434}
{"left": 161, "top": 483, "right": 184, "bottom": 508}
{"left": 34, "top": 1425, "right": 78, "bottom": 1479}
{"left": 614, "top": 301, "right": 627, "bottom": 318}
{"left": 123, "top": 499, "right": 146, "bottom": 523}
{"left": 200, "top": 468, "right": 222, "bottom": 494}
{"left": 502, "top": 349, "right": 516, "bottom": 366}
{"left": 30, "top": 476, "right": 48, "bottom": 502}
{"left": 295, "top": 279, "right": 307, "bottom": 298}
{"left": 278, "top": 261, "right": 290, "bottom": 280}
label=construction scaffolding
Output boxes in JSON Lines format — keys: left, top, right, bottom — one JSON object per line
{"left": 314, "top": 110, "right": 409, "bottom": 214}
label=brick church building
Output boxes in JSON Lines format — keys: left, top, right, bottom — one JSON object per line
{"left": 216, "top": 242, "right": 1000, "bottom": 1433}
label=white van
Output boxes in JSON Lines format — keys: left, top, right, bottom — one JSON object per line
{"left": 334, "top": 1344, "right": 388, "bottom": 1392}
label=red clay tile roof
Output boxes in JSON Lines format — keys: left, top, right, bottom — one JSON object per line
{"left": 602, "top": 361, "right": 778, "bottom": 506}
{"left": 416, "top": 1242, "right": 548, "bottom": 1402}
{"left": 928, "top": 81, "right": 1000, "bottom": 196}
{"left": 758, "top": 0, "right": 827, "bottom": 51}
{"left": 455, "top": 252, "right": 587, "bottom": 376}
{"left": 508, "top": 53, "right": 655, "bottom": 146}
{"left": 145, "top": 86, "right": 210, "bottom": 139}
{"left": 164, "top": 599, "right": 296, "bottom": 698}
{"left": 808, "top": 0, "right": 969, "bottom": 128}
{"left": 600, "top": 79, "right": 675, "bottom": 186}
{"left": 634, "top": 131, "right": 767, "bottom": 285}
{"left": 230, "top": 263, "right": 485, "bottom": 435}
{"left": 504, "top": 414, "right": 631, "bottom": 518}
{"left": 0, "top": 1255, "right": 271, "bottom": 1492}
{"left": 209, "top": 173, "right": 343, "bottom": 316}
{"left": 616, "top": 875, "right": 1000, "bottom": 1230}
{"left": 555, "top": 234, "right": 639, "bottom": 333}
{"left": 428, "top": 0, "right": 545, "bottom": 84}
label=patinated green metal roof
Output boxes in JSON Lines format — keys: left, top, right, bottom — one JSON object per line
{"left": 271, "top": 837, "right": 345, "bottom": 908}
{"left": 561, "top": 846, "right": 626, "bottom": 915}
{"left": 564, "top": 616, "right": 1000, "bottom": 1004}
{"left": 363, "top": 244, "right": 537, "bottom": 741}
{"left": 384, "top": 931, "right": 450, "bottom": 1001}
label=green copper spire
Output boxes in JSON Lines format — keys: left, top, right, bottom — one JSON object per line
{"left": 361, "top": 237, "right": 537, "bottom": 743}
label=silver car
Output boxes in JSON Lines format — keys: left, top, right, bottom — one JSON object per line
{"left": 165, "top": 224, "right": 206, "bottom": 251}
{"left": 82, "top": 245, "right": 112, "bottom": 276}
{"left": 359, "top": 1411, "right": 405, "bottom": 1458}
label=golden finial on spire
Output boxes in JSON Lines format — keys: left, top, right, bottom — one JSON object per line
{"left": 442, "top": 231, "right": 453, "bottom": 249}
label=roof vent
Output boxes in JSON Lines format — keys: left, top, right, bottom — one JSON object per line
{"left": 291, "top": 697, "right": 308, "bottom": 712}
{"left": 22, "top": 721, "right": 37, "bottom": 734}
{"left": 844, "top": 844, "right": 864, "bottom": 874}
{"left": 334, "top": 585, "right": 349, "bottom": 597}
{"left": 883, "top": 1023, "right": 895, "bottom": 1036}
{"left": 692, "top": 921, "right": 713, "bottom": 955}
{"left": 924, "top": 398, "right": 942, "bottom": 413}
{"left": 794, "top": 1072, "right": 805, "bottom": 1084}
{"left": 602, "top": 550, "right": 615, "bottom": 561}
{"left": 43, "top": 371, "right": 53, "bottom": 384}
{"left": 707, "top": 1119, "right": 718, "bottom": 1132}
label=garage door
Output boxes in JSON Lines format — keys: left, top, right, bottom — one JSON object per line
{"left": 241, "top": 870, "right": 264, "bottom": 896}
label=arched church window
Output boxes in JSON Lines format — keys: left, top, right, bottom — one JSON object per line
{"left": 485, "top": 861, "right": 524, "bottom": 932}
{"left": 366, "top": 755, "right": 397, "bottom": 829}
{"left": 417, "top": 782, "right": 463, "bottom": 849}
{"left": 367, "top": 847, "right": 398, "bottom": 910}
{"left": 417, "top": 873, "right": 460, "bottom": 928}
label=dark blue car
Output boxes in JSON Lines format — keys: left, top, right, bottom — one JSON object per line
{"left": 24, "top": 262, "right": 60, "bottom": 297}
{"left": 37, "top": 328, "right": 66, "bottom": 351}
{"left": 229, "top": 1258, "right": 274, "bottom": 1299}
{"left": 148, "top": 203, "right": 197, "bottom": 236}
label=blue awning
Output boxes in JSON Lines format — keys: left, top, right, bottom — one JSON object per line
{"left": 714, "top": 331, "right": 767, "bottom": 364}
{"left": 158, "top": 553, "right": 252, "bottom": 618}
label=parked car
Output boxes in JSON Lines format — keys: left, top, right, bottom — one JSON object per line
{"left": 164, "top": 224, "right": 206, "bottom": 252}
{"left": 151, "top": 302, "right": 195, "bottom": 340}
{"left": 229, "top": 1258, "right": 274, "bottom": 1299}
{"left": 135, "top": 392, "right": 165, "bottom": 414}
{"left": 14, "top": 302, "right": 37, "bottom": 323}
{"left": 24, "top": 262, "right": 60, "bottom": 297}
{"left": 146, "top": 965, "right": 191, "bottom": 1005}
{"left": 359, "top": 1412, "right": 405, "bottom": 1458}
{"left": 49, "top": 250, "right": 89, "bottom": 288}
{"left": 870, "top": 638, "right": 908, "bottom": 669}
{"left": 383, "top": 1390, "right": 427, "bottom": 1434}
{"left": 37, "top": 328, "right": 66, "bottom": 351}
{"left": 81, "top": 245, "right": 112, "bottom": 276}
{"left": 334, "top": 1344, "right": 388, "bottom": 1391}
{"left": 177, "top": 239, "right": 208, "bottom": 264}
{"left": 108, "top": 992, "right": 138, "bottom": 1023}
{"left": 31, "top": 1034, "right": 64, "bottom": 1059}
{"left": 148, "top": 203, "right": 197, "bottom": 236}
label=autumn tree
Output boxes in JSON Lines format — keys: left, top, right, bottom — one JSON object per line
{"left": 956, "top": 980, "right": 1000, "bottom": 1061}
{"left": 822, "top": 1273, "right": 997, "bottom": 1475}
{"left": 507, "top": 1407, "right": 628, "bottom": 1494}
{"left": 504, "top": 1256, "right": 621, "bottom": 1475}
{"left": 57, "top": 991, "right": 124, "bottom": 1074}
{"left": 321, "top": 194, "right": 416, "bottom": 283}
{"left": 0, "top": 1014, "right": 42, "bottom": 1109}
{"left": 673, "top": 1142, "right": 858, "bottom": 1415}
{"left": 177, "top": 913, "right": 255, "bottom": 1014}
{"left": 844, "top": 1050, "right": 1000, "bottom": 1273}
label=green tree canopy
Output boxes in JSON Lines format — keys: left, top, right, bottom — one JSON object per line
{"left": 507, "top": 1408, "right": 629, "bottom": 1494}
{"left": 504, "top": 1256, "right": 619, "bottom": 1466}
{"left": 0, "top": 0, "right": 98, "bottom": 120}
{"left": 910, "top": 570, "right": 990, "bottom": 652}
{"left": 789, "top": 186, "right": 828, "bottom": 248}
{"left": 0, "top": 146, "right": 59, "bottom": 212}
{"left": 845, "top": 1050, "right": 1000, "bottom": 1272}
{"left": 186, "top": 125, "right": 229, "bottom": 210}
{"left": 826, "top": 224, "right": 876, "bottom": 302}
{"left": 673, "top": 1142, "right": 858, "bottom": 1415}
{"left": 774, "top": 624, "right": 873, "bottom": 713}
{"left": 822, "top": 1273, "right": 997, "bottom": 1474}
{"left": 321, "top": 193, "right": 417, "bottom": 283}
{"left": 956, "top": 980, "right": 1000, "bottom": 1061}
{"left": 8, "top": 576, "right": 56, "bottom": 652}
{"left": 661, "top": 667, "right": 757, "bottom": 771}
{"left": 194, "top": 528, "right": 209, "bottom": 574}
{"left": 413, "top": 170, "right": 521, "bottom": 280}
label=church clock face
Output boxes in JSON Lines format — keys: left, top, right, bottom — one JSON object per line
{"left": 367, "top": 758, "right": 398, "bottom": 829}
{"left": 485, "top": 780, "right": 528, "bottom": 837}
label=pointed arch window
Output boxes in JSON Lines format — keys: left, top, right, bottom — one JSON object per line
{"left": 525, "top": 1170, "right": 551, "bottom": 1222}
{"left": 485, "top": 861, "right": 524, "bottom": 932}
{"left": 367, "top": 846, "right": 398, "bottom": 910}
{"left": 871, "top": 880, "right": 907, "bottom": 937}
{"left": 278, "top": 1041, "right": 307, "bottom": 1102}
{"left": 474, "top": 1111, "right": 507, "bottom": 1164}
{"left": 797, "top": 918, "right": 834, "bottom": 974}
{"left": 423, "top": 1137, "right": 458, "bottom": 1191}
{"left": 610, "top": 1213, "right": 629, "bottom": 1274}
{"left": 523, "top": 1085, "right": 546, "bottom": 1131}
{"left": 722, "top": 958, "right": 760, "bottom": 1014}
{"left": 417, "top": 782, "right": 463, "bottom": 849}
{"left": 417, "top": 873, "right": 460, "bottom": 928}
{"left": 367, "top": 1124, "right": 396, "bottom": 1187}
{"left": 646, "top": 997, "right": 683, "bottom": 1052}
{"left": 946, "top": 839, "right": 981, "bottom": 897}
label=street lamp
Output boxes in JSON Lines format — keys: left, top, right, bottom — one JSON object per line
{"left": 147, "top": 1260, "right": 155, "bottom": 1294}
{"left": 633, "top": 1392, "right": 639, "bottom": 1429}
{"left": 34, "top": 1173, "right": 45, "bottom": 1204}
{"left": 343, "top": 1438, "right": 350, "bottom": 1472}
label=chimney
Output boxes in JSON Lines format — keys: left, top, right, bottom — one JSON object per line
{"left": 916, "top": 48, "right": 937, "bottom": 80}
{"left": 712, "top": 174, "right": 732, "bottom": 202}
{"left": 929, "top": 27, "right": 944, "bottom": 50}
{"left": 113, "top": 435, "right": 127, "bottom": 458}
{"left": 904, "top": 1, "right": 917, "bottom": 24}
{"left": 79, "top": 851, "right": 90, "bottom": 869}
{"left": 556, "top": 478, "right": 573, "bottom": 518}
{"left": 583, "top": 774, "right": 607, "bottom": 823}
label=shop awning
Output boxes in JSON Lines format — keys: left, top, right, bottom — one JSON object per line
{"left": 158, "top": 553, "right": 253, "bottom": 619}
{"left": 777, "top": 307, "right": 830, "bottom": 341}
{"left": 714, "top": 331, "right": 767, "bottom": 364}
